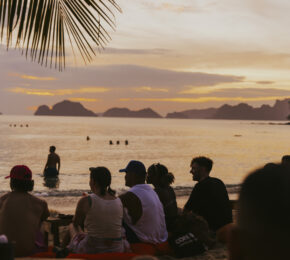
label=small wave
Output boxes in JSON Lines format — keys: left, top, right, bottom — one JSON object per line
{"left": 0, "top": 184, "right": 241, "bottom": 198}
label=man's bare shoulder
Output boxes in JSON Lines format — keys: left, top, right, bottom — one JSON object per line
{"left": 0, "top": 192, "right": 11, "bottom": 203}
{"left": 27, "top": 193, "right": 48, "bottom": 207}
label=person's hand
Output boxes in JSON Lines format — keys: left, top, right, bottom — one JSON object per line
{"left": 82, "top": 192, "right": 88, "bottom": 197}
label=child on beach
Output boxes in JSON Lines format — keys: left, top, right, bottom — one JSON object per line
{"left": 66, "top": 167, "right": 124, "bottom": 254}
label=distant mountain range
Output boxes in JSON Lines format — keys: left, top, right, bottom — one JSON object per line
{"left": 34, "top": 98, "right": 290, "bottom": 120}
{"left": 166, "top": 99, "right": 290, "bottom": 120}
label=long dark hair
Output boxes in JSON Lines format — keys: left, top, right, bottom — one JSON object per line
{"left": 90, "top": 167, "right": 116, "bottom": 196}
{"left": 147, "top": 163, "right": 175, "bottom": 187}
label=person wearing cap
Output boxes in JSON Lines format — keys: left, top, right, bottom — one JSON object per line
{"left": 43, "top": 145, "right": 60, "bottom": 178}
{"left": 119, "top": 160, "right": 168, "bottom": 244}
{"left": 183, "top": 156, "right": 232, "bottom": 233}
{"left": 0, "top": 165, "right": 50, "bottom": 256}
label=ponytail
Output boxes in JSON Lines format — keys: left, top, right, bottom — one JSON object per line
{"left": 167, "top": 172, "right": 175, "bottom": 185}
{"left": 108, "top": 186, "right": 116, "bottom": 196}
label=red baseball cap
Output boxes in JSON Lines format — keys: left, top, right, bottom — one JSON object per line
{"left": 5, "top": 165, "right": 32, "bottom": 180}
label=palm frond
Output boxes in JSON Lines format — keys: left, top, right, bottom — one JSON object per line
{"left": 0, "top": 0, "right": 121, "bottom": 71}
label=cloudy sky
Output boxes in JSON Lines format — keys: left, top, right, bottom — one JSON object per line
{"left": 1, "top": 0, "right": 290, "bottom": 115}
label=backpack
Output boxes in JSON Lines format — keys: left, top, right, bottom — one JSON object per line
{"left": 168, "top": 231, "right": 206, "bottom": 258}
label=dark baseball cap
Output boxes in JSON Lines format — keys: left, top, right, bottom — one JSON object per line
{"left": 5, "top": 165, "right": 32, "bottom": 180}
{"left": 119, "top": 160, "right": 146, "bottom": 175}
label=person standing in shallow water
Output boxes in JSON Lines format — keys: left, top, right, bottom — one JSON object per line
{"left": 183, "top": 156, "right": 232, "bottom": 233}
{"left": 43, "top": 146, "right": 60, "bottom": 178}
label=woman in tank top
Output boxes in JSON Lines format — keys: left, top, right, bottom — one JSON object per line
{"left": 67, "top": 167, "right": 124, "bottom": 254}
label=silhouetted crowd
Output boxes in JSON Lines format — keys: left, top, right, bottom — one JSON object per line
{"left": 0, "top": 154, "right": 289, "bottom": 259}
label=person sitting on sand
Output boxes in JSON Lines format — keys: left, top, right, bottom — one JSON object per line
{"left": 0, "top": 165, "right": 49, "bottom": 256}
{"left": 119, "top": 160, "right": 168, "bottom": 244}
{"left": 228, "top": 163, "right": 290, "bottom": 260}
{"left": 66, "top": 167, "right": 124, "bottom": 254}
{"left": 183, "top": 156, "right": 232, "bottom": 233}
{"left": 147, "top": 163, "right": 178, "bottom": 232}
{"left": 43, "top": 146, "right": 60, "bottom": 178}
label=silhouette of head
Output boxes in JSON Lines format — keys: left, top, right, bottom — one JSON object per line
{"left": 281, "top": 155, "right": 290, "bottom": 166}
{"left": 190, "top": 156, "right": 213, "bottom": 182}
{"left": 229, "top": 163, "right": 290, "bottom": 260}
{"left": 119, "top": 160, "right": 146, "bottom": 187}
{"left": 89, "top": 167, "right": 115, "bottom": 196}
{"left": 49, "top": 146, "right": 56, "bottom": 153}
{"left": 147, "top": 163, "right": 175, "bottom": 187}
{"left": 6, "top": 165, "right": 34, "bottom": 192}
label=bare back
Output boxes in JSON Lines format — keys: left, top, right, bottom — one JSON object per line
{"left": 0, "top": 192, "right": 49, "bottom": 256}
{"left": 47, "top": 152, "right": 60, "bottom": 168}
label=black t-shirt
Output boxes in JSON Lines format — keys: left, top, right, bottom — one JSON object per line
{"left": 184, "top": 177, "right": 232, "bottom": 231}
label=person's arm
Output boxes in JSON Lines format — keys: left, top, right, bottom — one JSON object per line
{"left": 119, "top": 192, "right": 142, "bottom": 224}
{"left": 73, "top": 196, "right": 90, "bottom": 230}
{"left": 57, "top": 155, "right": 61, "bottom": 173}
{"left": 213, "top": 183, "right": 233, "bottom": 229}
{"left": 183, "top": 190, "right": 194, "bottom": 213}
{"left": 41, "top": 201, "right": 50, "bottom": 221}
{"left": 43, "top": 155, "right": 49, "bottom": 174}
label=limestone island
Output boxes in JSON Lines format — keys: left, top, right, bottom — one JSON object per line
{"left": 34, "top": 100, "right": 97, "bottom": 117}
{"left": 102, "top": 107, "right": 162, "bottom": 118}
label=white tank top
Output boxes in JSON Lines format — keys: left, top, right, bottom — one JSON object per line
{"left": 123, "top": 184, "right": 168, "bottom": 244}
{"left": 84, "top": 193, "right": 123, "bottom": 239}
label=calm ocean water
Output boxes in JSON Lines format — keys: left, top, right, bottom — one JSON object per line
{"left": 0, "top": 115, "right": 289, "bottom": 198}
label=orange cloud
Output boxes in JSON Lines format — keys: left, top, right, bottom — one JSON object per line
{"left": 134, "top": 96, "right": 290, "bottom": 103}
{"left": 119, "top": 98, "right": 131, "bottom": 101}
{"left": 9, "top": 73, "right": 57, "bottom": 81}
{"left": 9, "top": 87, "right": 110, "bottom": 96}
{"left": 26, "top": 106, "right": 38, "bottom": 111}
{"left": 180, "top": 86, "right": 218, "bottom": 94}
{"left": 134, "top": 86, "right": 169, "bottom": 92}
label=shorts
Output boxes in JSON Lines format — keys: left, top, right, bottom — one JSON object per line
{"left": 44, "top": 168, "right": 58, "bottom": 178}
{"left": 68, "top": 233, "right": 124, "bottom": 254}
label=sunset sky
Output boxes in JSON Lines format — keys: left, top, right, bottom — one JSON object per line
{"left": 1, "top": 0, "right": 290, "bottom": 115}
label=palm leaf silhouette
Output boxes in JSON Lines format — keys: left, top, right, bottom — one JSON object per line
{"left": 0, "top": 0, "right": 121, "bottom": 70}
